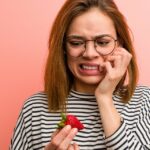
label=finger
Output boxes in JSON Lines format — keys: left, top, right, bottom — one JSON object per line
{"left": 113, "top": 50, "right": 132, "bottom": 70}
{"left": 73, "top": 143, "right": 80, "bottom": 150}
{"left": 103, "top": 61, "right": 113, "bottom": 77}
{"left": 106, "top": 55, "right": 118, "bottom": 62}
{"left": 67, "top": 143, "right": 79, "bottom": 150}
{"left": 107, "top": 55, "right": 125, "bottom": 70}
{"left": 113, "top": 48, "right": 132, "bottom": 62}
{"left": 114, "top": 47, "right": 127, "bottom": 53}
{"left": 49, "top": 125, "right": 71, "bottom": 149}
{"left": 59, "top": 128, "right": 78, "bottom": 149}
{"left": 51, "top": 129, "right": 60, "bottom": 139}
{"left": 113, "top": 55, "right": 122, "bottom": 68}
{"left": 99, "top": 62, "right": 106, "bottom": 73}
{"left": 67, "top": 144, "right": 74, "bottom": 150}
{"left": 105, "top": 57, "right": 125, "bottom": 78}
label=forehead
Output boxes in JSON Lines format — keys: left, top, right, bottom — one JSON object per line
{"left": 67, "top": 7, "right": 116, "bottom": 38}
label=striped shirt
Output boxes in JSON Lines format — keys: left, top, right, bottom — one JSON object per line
{"left": 10, "top": 86, "right": 150, "bottom": 150}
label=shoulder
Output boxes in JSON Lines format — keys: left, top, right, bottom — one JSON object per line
{"left": 22, "top": 91, "right": 49, "bottom": 115}
{"left": 10, "top": 92, "right": 50, "bottom": 149}
{"left": 24, "top": 91, "right": 48, "bottom": 105}
{"left": 133, "top": 85, "right": 150, "bottom": 98}
{"left": 131, "top": 85, "right": 150, "bottom": 107}
{"left": 121, "top": 86, "right": 150, "bottom": 121}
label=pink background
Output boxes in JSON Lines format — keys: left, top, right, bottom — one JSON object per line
{"left": 0, "top": 0, "right": 150, "bottom": 149}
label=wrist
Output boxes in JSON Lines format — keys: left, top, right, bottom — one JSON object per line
{"left": 96, "top": 94, "right": 113, "bottom": 106}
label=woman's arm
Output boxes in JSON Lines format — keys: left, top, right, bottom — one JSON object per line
{"left": 95, "top": 48, "right": 150, "bottom": 149}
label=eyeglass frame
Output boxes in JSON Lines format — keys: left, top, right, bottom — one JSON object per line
{"left": 64, "top": 34, "right": 118, "bottom": 58}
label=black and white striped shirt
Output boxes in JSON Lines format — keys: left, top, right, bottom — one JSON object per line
{"left": 10, "top": 86, "right": 150, "bottom": 150}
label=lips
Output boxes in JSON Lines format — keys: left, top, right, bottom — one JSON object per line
{"left": 79, "top": 63, "right": 103, "bottom": 75}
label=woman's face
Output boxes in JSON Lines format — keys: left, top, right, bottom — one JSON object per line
{"left": 66, "top": 8, "right": 117, "bottom": 93}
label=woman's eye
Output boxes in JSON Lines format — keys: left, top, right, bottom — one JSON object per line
{"left": 69, "top": 41, "right": 84, "bottom": 47}
{"left": 96, "top": 40, "right": 110, "bottom": 46}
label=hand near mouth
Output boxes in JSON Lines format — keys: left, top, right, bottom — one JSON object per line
{"left": 95, "top": 47, "right": 132, "bottom": 102}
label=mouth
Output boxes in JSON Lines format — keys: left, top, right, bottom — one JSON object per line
{"left": 80, "top": 64, "right": 99, "bottom": 70}
{"left": 79, "top": 63, "right": 105, "bottom": 76}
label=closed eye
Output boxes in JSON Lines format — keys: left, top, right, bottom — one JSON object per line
{"left": 68, "top": 41, "right": 84, "bottom": 47}
{"left": 96, "top": 41, "right": 110, "bottom": 47}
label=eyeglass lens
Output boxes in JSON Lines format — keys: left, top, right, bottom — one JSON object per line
{"left": 66, "top": 35, "right": 117, "bottom": 58}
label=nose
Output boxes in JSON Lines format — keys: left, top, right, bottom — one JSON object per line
{"left": 82, "top": 41, "right": 100, "bottom": 59}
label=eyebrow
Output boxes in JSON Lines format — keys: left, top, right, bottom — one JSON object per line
{"left": 66, "top": 34, "right": 116, "bottom": 40}
{"left": 66, "top": 35, "right": 84, "bottom": 40}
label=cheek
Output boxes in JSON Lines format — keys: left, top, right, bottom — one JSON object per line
{"left": 67, "top": 58, "right": 76, "bottom": 74}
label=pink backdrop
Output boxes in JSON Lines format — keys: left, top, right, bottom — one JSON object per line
{"left": 0, "top": 0, "right": 150, "bottom": 149}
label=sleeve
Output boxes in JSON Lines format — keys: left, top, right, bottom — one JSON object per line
{"left": 10, "top": 104, "right": 32, "bottom": 150}
{"left": 104, "top": 87, "right": 150, "bottom": 150}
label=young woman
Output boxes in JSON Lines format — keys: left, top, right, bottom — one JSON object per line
{"left": 10, "top": 0, "right": 150, "bottom": 149}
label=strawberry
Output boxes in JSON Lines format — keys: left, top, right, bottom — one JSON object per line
{"left": 57, "top": 113, "right": 84, "bottom": 131}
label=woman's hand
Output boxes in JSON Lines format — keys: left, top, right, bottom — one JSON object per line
{"left": 95, "top": 47, "right": 131, "bottom": 137}
{"left": 95, "top": 47, "right": 132, "bottom": 101}
{"left": 44, "top": 125, "right": 79, "bottom": 150}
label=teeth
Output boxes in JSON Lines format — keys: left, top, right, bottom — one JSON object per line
{"left": 82, "top": 65, "right": 98, "bottom": 70}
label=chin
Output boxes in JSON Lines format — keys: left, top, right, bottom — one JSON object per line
{"left": 81, "top": 76, "right": 103, "bottom": 85}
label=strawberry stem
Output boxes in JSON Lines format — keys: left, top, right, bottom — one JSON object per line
{"left": 57, "top": 113, "right": 67, "bottom": 129}
{"left": 61, "top": 113, "right": 67, "bottom": 121}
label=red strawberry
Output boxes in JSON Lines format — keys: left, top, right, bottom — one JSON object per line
{"left": 57, "top": 113, "right": 84, "bottom": 131}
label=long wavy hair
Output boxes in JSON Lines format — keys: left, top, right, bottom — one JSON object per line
{"left": 44, "top": 0, "right": 138, "bottom": 112}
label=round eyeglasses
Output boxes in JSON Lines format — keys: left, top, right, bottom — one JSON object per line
{"left": 65, "top": 34, "right": 117, "bottom": 58}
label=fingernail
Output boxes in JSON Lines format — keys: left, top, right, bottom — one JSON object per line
{"left": 65, "top": 125, "right": 71, "bottom": 130}
{"left": 72, "top": 128, "right": 78, "bottom": 134}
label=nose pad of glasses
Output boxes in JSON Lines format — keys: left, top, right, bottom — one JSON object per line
{"left": 82, "top": 46, "right": 100, "bottom": 58}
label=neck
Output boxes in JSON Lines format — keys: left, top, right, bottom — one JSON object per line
{"left": 72, "top": 81, "right": 97, "bottom": 94}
